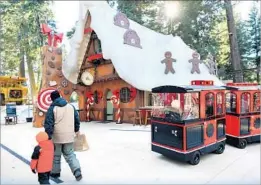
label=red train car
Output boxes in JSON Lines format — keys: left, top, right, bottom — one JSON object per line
{"left": 151, "top": 80, "right": 226, "bottom": 165}
{"left": 225, "top": 83, "right": 260, "bottom": 149}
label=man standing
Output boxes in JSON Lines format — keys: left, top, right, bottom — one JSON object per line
{"left": 44, "top": 90, "right": 82, "bottom": 181}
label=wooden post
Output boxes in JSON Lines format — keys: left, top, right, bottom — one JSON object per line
{"left": 224, "top": 0, "right": 243, "bottom": 82}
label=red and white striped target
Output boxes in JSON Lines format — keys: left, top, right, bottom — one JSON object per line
{"left": 37, "top": 88, "right": 56, "bottom": 112}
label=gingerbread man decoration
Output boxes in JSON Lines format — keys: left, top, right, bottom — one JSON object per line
{"left": 189, "top": 52, "right": 203, "bottom": 74}
{"left": 161, "top": 51, "right": 177, "bottom": 74}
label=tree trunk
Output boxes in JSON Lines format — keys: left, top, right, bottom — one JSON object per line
{"left": 224, "top": 0, "right": 243, "bottom": 82}
{"left": 26, "top": 54, "right": 37, "bottom": 103}
{"left": 19, "top": 51, "right": 25, "bottom": 77}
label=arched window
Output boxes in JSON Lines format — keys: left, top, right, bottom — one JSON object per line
{"left": 253, "top": 93, "right": 260, "bottom": 112}
{"left": 69, "top": 91, "right": 79, "bottom": 110}
{"left": 205, "top": 93, "right": 214, "bottom": 117}
{"left": 226, "top": 93, "right": 236, "bottom": 113}
{"left": 92, "top": 33, "right": 102, "bottom": 54}
{"left": 216, "top": 92, "right": 224, "bottom": 115}
{"left": 120, "top": 87, "right": 131, "bottom": 103}
{"left": 240, "top": 93, "right": 250, "bottom": 113}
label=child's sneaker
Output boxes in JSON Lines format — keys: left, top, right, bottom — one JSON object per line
{"left": 50, "top": 173, "right": 60, "bottom": 178}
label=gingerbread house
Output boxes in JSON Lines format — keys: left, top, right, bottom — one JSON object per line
{"left": 34, "top": 1, "right": 224, "bottom": 126}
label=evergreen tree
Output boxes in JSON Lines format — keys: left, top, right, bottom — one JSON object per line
{"left": 0, "top": 0, "right": 54, "bottom": 101}
{"left": 246, "top": 3, "right": 260, "bottom": 83}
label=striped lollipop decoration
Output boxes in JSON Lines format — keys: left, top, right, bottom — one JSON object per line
{"left": 37, "top": 88, "right": 56, "bottom": 112}
{"left": 110, "top": 95, "right": 121, "bottom": 124}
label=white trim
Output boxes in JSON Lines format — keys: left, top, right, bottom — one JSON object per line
{"left": 226, "top": 133, "right": 261, "bottom": 139}
{"left": 152, "top": 138, "right": 226, "bottom": 154}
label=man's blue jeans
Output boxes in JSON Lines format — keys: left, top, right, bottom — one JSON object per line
{"left": 51, "top": 143, "right": 81, "bottom": 175}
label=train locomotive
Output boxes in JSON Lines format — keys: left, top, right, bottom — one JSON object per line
{"left": 151, "top": 80, "right": 227, "bottom": 165}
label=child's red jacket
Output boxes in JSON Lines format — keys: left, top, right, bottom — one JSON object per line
{"left": 30, "top": 132, "right": 54, "bottom": 173}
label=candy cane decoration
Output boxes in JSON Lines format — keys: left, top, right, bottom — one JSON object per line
{"left": 86, "top": 97, "right": 94, "bottom": 122}
{"left": 116, "top": 98, "right": 121, "bottom": 124}
{"left": 86, "top": 92, "right": 94, "bottom": 122}
{"left": 111, "top": 95, "right": 121, "bottom": 124}
{"left": 86, "top": 100, "right": 91, "bottom": 122}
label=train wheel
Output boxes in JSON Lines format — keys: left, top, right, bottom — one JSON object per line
{"left": 215, "top": 143, "right": 225, "bottom": 154}
{"left": 189, "top": 151, "right": 200, "bottom": 165}
{"left": 237, "top": 139, "right": 247, "bottom": 149}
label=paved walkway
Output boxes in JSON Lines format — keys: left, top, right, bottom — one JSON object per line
{"left": 0, "top": 122, "right": 260, "bottom": 184}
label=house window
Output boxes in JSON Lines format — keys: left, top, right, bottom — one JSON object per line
{"left": 93, "top": 90, "right": 99, "bottom": 104}
{"left": 226, "top": 93, "right": 236, "bottom": 113}
{"left": 216, "top": 92, "right": 224, "bottom": 115}
{"left": 148, "top": 93, "right": 153, "bottom": 106}
{"left": 120, "top": 87, "right": 131, "bottom": 103}
{"left": 241, "top": 93, "right": 250, "bottom": 113}
{"left": 253, "top": 93, "right": 260, "bottom": 112}
{"left": 92, "top": 33, "right": 102, "bottom": 54}
{"left": 205, "top": 93, "right": 214, "bottom": 117}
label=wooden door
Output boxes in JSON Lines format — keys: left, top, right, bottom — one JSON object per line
{"left": 106, "top": 90, "right": 113, "bottom": 121}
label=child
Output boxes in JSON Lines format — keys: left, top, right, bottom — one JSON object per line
{"left": 30, "top": 131, "right": 54, "bottom": 184}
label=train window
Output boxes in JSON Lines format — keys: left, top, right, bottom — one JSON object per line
{"left": 216, "top": 93, "right": 224, "bottom": 115}
{"left": 254, "top": 118, "right": 260, "bottom": 129}
{"left": 152, "top": 93, "right": 165, "bottom": 118}
{"left": 253, "top": 93, "right": 260, "bottom": 112}
{"left": 183, "top": 93, "right": 199, "bottom": 120}
{"left": 205, "top": 93, "right": 214, "bottom": 117}
{"left": 163, "top": 93, "right": 199, "bottom": 121}
{"left": 226, "top": 93, "right": 236, "bottom": 113}
{"left": 240, "top": 93, "right": 250, "bottom": 113}
{"left": 120, "top": 87, "right": 131, "bottom": 103}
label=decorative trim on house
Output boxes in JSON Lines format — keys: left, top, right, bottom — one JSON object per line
{"left": 87, "top": 53, "right": 103, "bottom": 62}
{"left": 84, "top": 28, "right": 93, "bottom": 34}
{"left": 94, "top": 74, "right": 120, "bottom": 83}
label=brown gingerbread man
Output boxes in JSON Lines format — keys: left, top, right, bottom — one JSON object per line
{"left": 161, "top": 51, "right": 176, "bottom": 74}
{"left": 189, "top": 52, "right": 202, "bottom": 74}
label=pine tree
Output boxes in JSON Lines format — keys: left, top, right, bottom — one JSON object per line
{"left": 246, "top": 2, "right": 260, "bottom": 83}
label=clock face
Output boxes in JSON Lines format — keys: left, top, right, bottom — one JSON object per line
{"left": 81, "top": 71, "right": 94, "bottom": 86}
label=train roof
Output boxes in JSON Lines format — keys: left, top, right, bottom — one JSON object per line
{"left": 152, "top": 85, "right": 226, "bottom": 93}
{"left": 224, "top": 85, "right": 261, "bottom": 91}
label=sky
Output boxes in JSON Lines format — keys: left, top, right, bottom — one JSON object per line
{"left": 52, "top": 1, "right": 258, "bottom": 47}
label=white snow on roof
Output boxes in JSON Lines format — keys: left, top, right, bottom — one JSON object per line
{"left": 227, "top": 85, "right": 261, "bottom": 91}
{"left": 63, "top": 1, "right": 224, "bottom": 91}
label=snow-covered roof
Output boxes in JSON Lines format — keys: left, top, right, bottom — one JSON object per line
{"left": 62, "top": 1, "right": 224, "bottom": 91}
